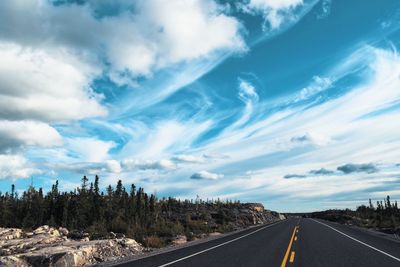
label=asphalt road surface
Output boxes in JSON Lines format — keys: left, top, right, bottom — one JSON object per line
{"left": 108, "top": 218, "right": 400, "bottom": 267}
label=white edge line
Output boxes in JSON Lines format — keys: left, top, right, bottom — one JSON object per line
{"left": 311, "top": 219, "right": 400, "bottom": 262}
{"left": 158, "top": 220, "right": 284, "bottom": 267}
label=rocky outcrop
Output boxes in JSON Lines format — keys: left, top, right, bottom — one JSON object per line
{"left": 0, "top": 226, "right": 143, "bottom": 267}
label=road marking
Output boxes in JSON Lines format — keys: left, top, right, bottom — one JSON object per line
{"left": 294, "top": 236, "right": 297, "bottom": 241}
{"left": 280, "top": 226, "right": 298, "bottom": 267}
{"left": 311, "top": 219, "right": 400, "bottom": 263}
{"left": 157, "top": 221, "right": 284, "bottom": 267}
{"left": 289, "top": 251, "right": 295, "bottom": 263}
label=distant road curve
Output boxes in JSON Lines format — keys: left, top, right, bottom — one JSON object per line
{"left": 105, "top": 218, "right": 400, "bottom": 267}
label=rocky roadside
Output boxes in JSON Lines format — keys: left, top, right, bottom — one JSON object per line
{"left": 0, "top": 226, "right": 143, "bottom": 267}
{"left": 0, "top": 203, "right": 285, "bottom": 267}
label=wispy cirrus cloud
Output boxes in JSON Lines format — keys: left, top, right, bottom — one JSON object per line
{"left": 1, "top": 0, "right": 400, "bottom": 213}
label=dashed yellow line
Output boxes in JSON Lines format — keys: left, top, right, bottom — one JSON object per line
{"left": 290, "top": 251, "right": 295, "bottom": 263}
{"left": 280, "top": 226, "right": 298, "bottom": 267}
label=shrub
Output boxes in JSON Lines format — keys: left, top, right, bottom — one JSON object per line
{"left": 145, "top": 236, "right": 165, "bottom": 248}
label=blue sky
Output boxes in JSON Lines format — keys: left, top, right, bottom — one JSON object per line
{"left": 1, "top": 0, "right": 400, "bottom": 212}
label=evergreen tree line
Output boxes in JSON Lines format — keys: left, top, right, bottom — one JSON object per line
{"left": 356, "top": 196, "right": 400, "bottom": 228}
{"left": 311, "top": 196, "right": 400, "bottom": 230}
{"left": 0, "top": 176, "right": 241, "bottom": 246}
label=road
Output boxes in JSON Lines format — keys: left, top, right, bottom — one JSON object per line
{"left": 108, "top": 218, "right": 400, "bottom": 267}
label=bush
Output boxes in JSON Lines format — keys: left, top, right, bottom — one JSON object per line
{"left": 87, "top": 222, "right": 108, "bottom": 239}
{"left": 145, "top": 236, "right": 165, "bottom": 248}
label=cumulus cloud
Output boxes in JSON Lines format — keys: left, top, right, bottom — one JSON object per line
{"left": 337, "top": 163, "right": 378, "bottom": 174}
{"left": 309, "top": 168, "right": 335, "bottom": 175}
{"left": 190, "top": 170, "right": 224, "bottom": 180}
{"left": 122, "top": 159, "right": 177, "bottom": 171}
{"left": 0, "top": 42, "right": 106, "bottom": 122}
{"left": 0, "top": 120, "right": 62, "bottom": 152}
{"left": 0, "top": 154, "right": 41, "bottom": 179}
{"left": 0, "top": 0, "right": 245, "bottom": 85}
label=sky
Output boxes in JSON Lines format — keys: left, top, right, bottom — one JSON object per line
{"left": 1, "top": 0, "right": 400, "bottom": 212}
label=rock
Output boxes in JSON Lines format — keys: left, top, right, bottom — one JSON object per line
{"left": 50, "top": 229, "right": 60, "bottom": 237}
{"left": 116, "top": 233, "right": 125, "bottom": 239}
{"left": 119, "top": 238, "right": 140, "bottom": 247}
{"left": 172, "top": 235, "right": 187, "bottom": 246}
{"left": 209, "top": 232, "right": 222, "bottom": 236}
{"left": 0, "top": 255, "right": 30, "bottom": 267}
{"left": 0, "top": 228, "right": 23, "bottom": 240}
{"left": 33, "top": 225, "right": 49, "bottom": 235}
{"left": 58, "top": 227, "right": 69, "bottom": 236}
{"left": 68, "top": 230, "right": 89, "bottom": 240}
{"left": 109, "top": 232, "right": 116, "bottom": 239}
{"left": 0, "top": 226, "right": 143, "bottom": 266}
{"left": 25, "top": 232, "right": 34, "bottom": 238}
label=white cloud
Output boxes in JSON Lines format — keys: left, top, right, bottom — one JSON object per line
{"left": 120, "top": 120, "right": 212, "bottom": 159}
{"left": 172, "top": 155, "right": 206, "bottom": 164}
{"left": 290, "top": 132, "right": 332, "bottom": 146}
{"left": 0, "top": 120, "right": 63, "bottom": 152}
{"left": 0, "top": 0, "right": 245, "bottom": 85}
{"left": 238, "top": 78, "right": 259, "bottom": 101}
{"left": 122, "top": 159, "right": 177, "bottom": 171}
{"left": 106, "top": 160, "right": 122, "bottom": 174}
{"left": 0, "top": 154, "right": 41, "bottom": 179}
{"left": 52, "top": 160, "right": 122, "bottom": 175}
{"left": 242, "top": 0, "right": 304, "bottom": 29}
{"left": 0, "top": 42, "right": 106, "bottom": 122}
{"left": 190, "top": 170, "right": 224, "bottom": 180}
{"left": 142, "top": 0, "right": 245, "bottom": 66}
{"left": 150, "top": 46, "right": 400, "bottom": 208}
{"left": 67, "top": 138, "right": 116, "bottom": 163}
{"left": 294, "top": 75, "right": 332, "bottom": 102}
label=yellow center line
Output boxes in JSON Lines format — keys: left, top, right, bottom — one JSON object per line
{"left": 280, "top": 226, "right": 298, "bottom": 267}
{"left": 290, "top": 251, "right": 295, "bottom": 263}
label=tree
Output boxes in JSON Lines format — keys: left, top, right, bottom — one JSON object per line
{"left": 81, "top": 176, "right": 89, "bottom": 192}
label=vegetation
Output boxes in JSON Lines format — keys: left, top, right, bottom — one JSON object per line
{"left": 311, "top": 196, "right": 400, "bottom": 234}
{"left": 0, "top": 176, "right": 247, "bottom": 246}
